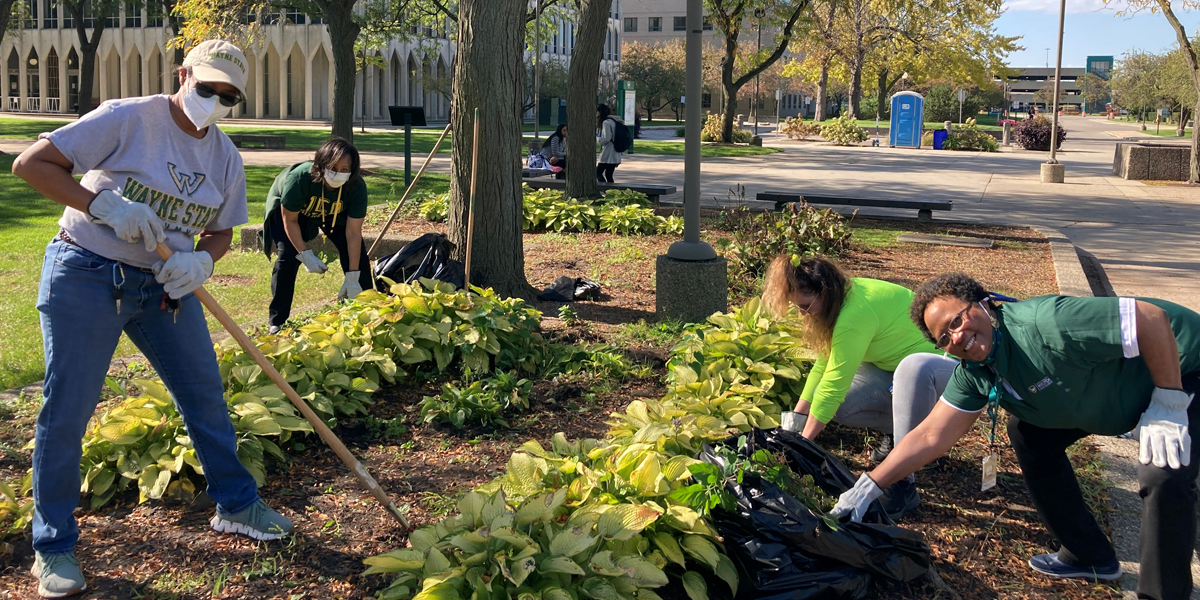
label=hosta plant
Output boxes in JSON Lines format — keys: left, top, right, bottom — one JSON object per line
{"left": 0, "top": 474, "right": 32, "bottom": 541}
{"left": 600, "top": 189, "right": 653, "bottom": 208}
{"left": 599, "top": 205, "right": 660, "bottom": 236}
{"left": 420, "top": 372, "right": 533, "bottom": 429}
{"left": 655, "top": 216, "right": 684, "bottom": 236}
{"left": 544, "top": 199, "right": 600, "bottom": 233}
{"left": 418, "top": 193, "right": 450, "bottom": 222}
{"left": 523, "top": 186, "right": 563, "bottom": 231}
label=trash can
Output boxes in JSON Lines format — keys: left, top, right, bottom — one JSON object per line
{"left": 932, "top": 130, "right": 948, "bottom": 150}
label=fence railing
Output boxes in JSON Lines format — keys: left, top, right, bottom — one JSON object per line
{"left": 47, "top": 97, "right": 60, "bottom": 113}
{"left": 25, "top": 97, "right": 40, "bottom": 112}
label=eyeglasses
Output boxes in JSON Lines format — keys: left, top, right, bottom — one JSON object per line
{"left": 935, "top": 303, "right": 973, "bottom": 349}
{"left": 195, "top": 82, "right": 242, "bottom": 107}
{"left": 796, "top": 297, "right": 818, "bottom": 315}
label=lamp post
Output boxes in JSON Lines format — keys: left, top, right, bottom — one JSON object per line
{"left": 533, "top": 0, "right": 542, "bottom": 141}
{"left": 668, "top": 0, "right": 715, "bottom": 262}
{"left": 753, "top": 9, "right": 764, "bottom": 137}
{"left": 1041, "top": 0, "right": 1067, "bottom": 183}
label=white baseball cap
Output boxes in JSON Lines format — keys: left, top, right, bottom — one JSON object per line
{"left": 183, "top": 40, "right": 249, "bottom": 98}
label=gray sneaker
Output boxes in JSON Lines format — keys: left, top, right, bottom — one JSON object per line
{"left": 31, "top": 551, "right": 86, "bottom": 598}
{"left": 210, "top": 498, "right": 293, "bottom": 541}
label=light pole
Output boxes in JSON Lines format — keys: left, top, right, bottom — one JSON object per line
{"left": 668, "top": 0, "right": 715, "bottom": 262}
{"left": 533, "top": 0, "right": 542, "bottom": 141}
{"left": 753, "top": 8, "right": 764, "bottom": 138}
{"left": 1041, "top": 0, "right": 1067, "bottom": 182}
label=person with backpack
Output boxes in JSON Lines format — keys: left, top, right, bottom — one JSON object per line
{"left": 261, "top": 138, "right": 373, "bottom": 334}
{"left": 540, "top": 124, "right": 568, "bottom": 180}
{"left": 597, "top": 103, "right": 629, "bottom": 183}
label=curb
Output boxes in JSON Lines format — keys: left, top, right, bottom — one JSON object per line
{"left": 1027, "top": 225, "right": 1093, "bottom": 297}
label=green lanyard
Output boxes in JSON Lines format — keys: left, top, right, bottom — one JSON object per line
{"left": 986, "top": 369, "right": 1003, "bottom": 448}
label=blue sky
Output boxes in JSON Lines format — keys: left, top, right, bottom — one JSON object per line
{"left": 996, "top": 1, "right": 1200, "bottom": 67}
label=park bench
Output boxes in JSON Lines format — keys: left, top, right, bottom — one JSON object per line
{"left": 522, "top": 179, "right": 678, "bottom": 204}
{"left": 757, "top": 191, "right": 951, "bottom": 222}
{"left": 226, "top": 134, "right": 286, "bottom": 150}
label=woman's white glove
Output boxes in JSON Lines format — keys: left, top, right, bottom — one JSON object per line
{"left": 1138, "top": 387, "right": 1193, "bottom": 469}
{"left": 829, "top": 473, "right": 884, "bottom": 523}
{"left": 781, "top": 411, "right": 808, "bottom": 433}
{"left": 152, "top": 250, "right": 212, "bottom": 299}
{"left": 297, "top": 249, "right": 329, "bottom": 274}
{"left": 88, "top": 189, "right": 166, "bottom": 252}
{"left": 338, "top": 271, "right": 364, "bottom": 301}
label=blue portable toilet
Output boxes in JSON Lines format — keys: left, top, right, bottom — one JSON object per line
{"left": 889, "top": 91, "right": 924, "bottom": 148}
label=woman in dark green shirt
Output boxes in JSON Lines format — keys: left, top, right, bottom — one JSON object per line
{"left": 262, "top": 138, "right": 372, "bottom": 333}
{"left": 831, "top": 273, "right": 1200, "bottom": 600}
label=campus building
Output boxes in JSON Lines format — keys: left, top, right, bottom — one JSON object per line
{"left": 1, "top": 1, "right": 621, "bottom": 124}
{"left": 995, "top": 57, "right": 1111, "bottom": 114}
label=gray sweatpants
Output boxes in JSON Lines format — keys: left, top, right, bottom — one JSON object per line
{"left": 831, "top": 352, "right": 959, "bottom": 446}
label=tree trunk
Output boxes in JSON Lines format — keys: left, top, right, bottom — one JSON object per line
{"left": 0, "top": 0, "right": 17, "bottom": 47}
{"left": 875, "top": 68, "right": 889, "bottom": 120}
{"left": 1192, "top": 99, "right": 1200, "bottom": 183}
{"left": 447, "top": 0, "right": 532, "bottom": 299}
{"left": 719, "top": 36, "right": 738, "bottom": 142}
{"left": 565, "top": 0, "right": 613, "bottom": 200}
{"left": 814, "top": 62, "right": 829, "bottom": 122}
{"left": 68, "top": 1, "right": 108, "bottom": 115}
{"left": 326, "top": 0, "right": 360, "bottom": 141}
{"left": 847, "top": 52, "right": 864, "bottom": 120}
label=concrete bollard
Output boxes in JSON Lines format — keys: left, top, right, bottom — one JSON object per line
{"left": 944, "top": 121, "right": 953, "bottom": 133}
{"left": 1002, "top": 122, "right": 1011, "bottom": 146}
{"left": 1041, "top": 163, "right": 1065, "bottom": 183}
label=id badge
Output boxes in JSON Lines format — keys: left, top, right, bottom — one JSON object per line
{"left": 981, "top": 452, "right": 998, "bottom": 492}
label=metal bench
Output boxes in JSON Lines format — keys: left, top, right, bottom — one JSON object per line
{"left": 757, "top": 191, "right": 952, "bottom": 222}
{"left": 226, "top": 134, "right": 286, "bottom": 150}
{"left": 521, "top": 179, "right": 678, "bottom": 204}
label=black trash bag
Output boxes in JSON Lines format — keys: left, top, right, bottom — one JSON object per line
{"left": 373, "top": 233, "right": 465, "bottom": 291}
{"left": 698, "top": 428, "right": 930, "bottom": 600}
{"left": 537, "top": 277, "right": 603, "bottom": 302}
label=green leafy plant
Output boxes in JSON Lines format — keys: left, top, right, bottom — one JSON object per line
{"left": 523, "top": 185, "right": 563, "bottom": 231}
{"left": 714, "top": 204, "right": 852, "bottom": 299}
{"left": 1013, "top": 115, "right": 1066, "bottom": 151}
{"left": 656, "top": 215, "right": 684, "bottom": 236}
{"left": 418, "top": 193, "right": 450, "bottom": 222}
{"left": 820, "top": 114, "right": 868, "bottom": 146}
{"left": 943, "top": 118, "right": 999, "bottom": 152}
{"left": 700, "top": 113, "right": 753, "bottom": 143}
{"left": 558, "top": 305, "right": 581, "bottom": 327}
{"left": 600, "top": 189, "right": 654, "bottom": 208}
{"left": 599, "top": 204, "right": 660, "bottom": 236}
{"left": 779, "top": 117, "right": 822, "bottom": 140}
{"left": 0, "top": 474, "right": 33, "bottom": 541}
{"left": 544, "top": 199, "right": 600, "bottom": 233}
{"left": 419, "top": 373, "right": 532, "bottom": 430}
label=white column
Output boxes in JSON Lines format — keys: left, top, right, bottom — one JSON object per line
{"left": 304, "top": 51, "right": 313, "bottom": 120}
{"left": 254, "top": 53, "right": 264, "bottom": 118}
{"left": 59, "top": 51, "right": 69, "bottom": 112}
{"left": 278, "top": 53, "right": 287, "bottom": 119}
{"left": 327, "top": 58, "right": 333, "bottom": 121}
{"left": 37, "top": 50, "right": 47, "bottom": 111}
{"left": 119, "top": 50, "right": 130, "bottom": 98}
{"left": 140, "top": 52, "right": 150, "bottom": 98}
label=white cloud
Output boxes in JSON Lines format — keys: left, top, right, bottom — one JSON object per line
{"left": 1003, "top": 0, "right": 1130, "bottom": 14}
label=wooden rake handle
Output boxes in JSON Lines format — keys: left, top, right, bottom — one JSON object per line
{"left": 156, "top": 243, "right": 410, "bottom": 530}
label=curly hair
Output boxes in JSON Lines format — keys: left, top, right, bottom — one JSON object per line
{"left": 310, "top": 137, "right": 360, "bottom": 185}
{"left": 910, "top": 273, "right": 989, "bottom": 343}
{"left": 762, "top": 254, "right": 850, "bottom": 355}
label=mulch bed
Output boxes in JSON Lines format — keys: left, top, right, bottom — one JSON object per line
{"left": 0, "top": 217, "right": 1119, "bottom": 599}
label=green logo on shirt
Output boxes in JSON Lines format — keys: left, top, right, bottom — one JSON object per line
{"left": 123, "top": 176, "right": 219, "bottom": 233}
{"left": 168, "top": 162, "right": 206, "bottom": 197}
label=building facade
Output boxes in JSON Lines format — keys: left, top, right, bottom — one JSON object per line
{"left": 997, "top": 66, "right": 1087, "bottom": 113}
{"left": 2, "top": 1, "right": 620, "bottom": 123}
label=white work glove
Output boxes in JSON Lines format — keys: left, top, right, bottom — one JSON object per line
{"left": 152, "top": 250, "right": 213, "bottom": 299}
{"left": 829, "top": 473, "right": 884, "bottom": 523}
{"left": 297, "top": 249, "right": 329, "bottom": 274}
{"left": 338, "top": 271, "right": 364, "bottom": 301}
{"left": 1138, "top": 387, "right": 1193, "bottom": 469}
{"left": 87, "top": 189, "right": 166, "bottom": 252}
{"left": 781, "top": 411, "right": 808, "bottom": 433}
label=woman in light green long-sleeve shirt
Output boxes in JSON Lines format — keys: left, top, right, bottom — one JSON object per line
{"left": 763, "top": 255, "right": 958, "bottom": 520}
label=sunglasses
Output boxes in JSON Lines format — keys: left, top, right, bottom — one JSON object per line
{"left": 195, "top": 82, "right": 243, "bottom": 107}
{"left": 935, "top": 303, "right": 974, "bottom": 349}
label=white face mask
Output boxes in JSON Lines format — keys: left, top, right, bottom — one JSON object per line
{"left": 324, "top": 170, "right": 351, "bottom": 188}
{"left": 181, "top": 79, "right": 232, "bottom": 130}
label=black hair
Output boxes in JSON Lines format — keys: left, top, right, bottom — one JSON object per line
{"left": 909, "top": 273, "right": 990, "bottom": 343}
{"left": 310, "top": 137, "right": 360, "bottom": 185}
{"left": 544, "top": 123, "right": 567, "bottom": 148}
{"left": 597, "top": 103, "right": 611, "bottom": 129}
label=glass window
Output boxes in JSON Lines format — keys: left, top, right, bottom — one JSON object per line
{"left": 703, "top": 16, "right": 712, "bottom": 30}
{"left": 43, "top": 0, "right": 56, "bottom": 28}
{"left": 648, "top": 17, "right": 660, "bottom": 32}
{"left": 23, "top": 0, "right": 36, "bottom": 28}
{"left": 623, "top": 17, "right": 636, "bottom": 32}
{"left": 285, "top": 9, "right": 304, "bottom": 24}
{"left": 673, "top": 16, "right": 686, "bottom": 31}
{"left": 125, "top": 2, "right": 140, "bottom": 27}
{"left": 701, "top": 93, "right": 711, "bottom": 108}
{"left": 147, "top": 1, "right": 163, "bottom": 27}
{"left": 105, "top": 8, "right": 118, "bottom": 28}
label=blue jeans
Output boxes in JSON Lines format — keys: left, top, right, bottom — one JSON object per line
{"left": 33, "top": 239, "right": 259, "bottom": 554}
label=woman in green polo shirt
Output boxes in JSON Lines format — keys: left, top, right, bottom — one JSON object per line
{"left": 262, "top": 138, "right": 373, "bottom": 333}
{"left": 830, "top": 273, "right": 1200, "bottom": 600}
{"left": 762, "top": 255, "right": 959, "bottom": 519}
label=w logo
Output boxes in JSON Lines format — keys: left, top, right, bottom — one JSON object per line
{"left": 168, "top": 163, "right": 206, "bottom": 197}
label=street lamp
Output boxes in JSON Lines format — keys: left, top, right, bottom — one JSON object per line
{"left": 1041, "top": 0, "right": 1066, "bottom": 183}
{"left": 753, "top": 8, "right": 764, "bottom": 139}
{"left": 533, "top": 0, "right": 542, "bottom": 141}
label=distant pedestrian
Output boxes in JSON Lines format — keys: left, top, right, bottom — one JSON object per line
{"left": 634, "top": 113, "right": 643, "bottom": 138}
{"left": 597, "top": 104, "right": 624, "bottom": 183}
{"left": 540, "top": 124, "right": 567, "bottom": 180}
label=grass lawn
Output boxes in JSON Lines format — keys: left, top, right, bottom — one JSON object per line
{"left": 850, "top": 119, "right": 1002, "bottom": 131}
{"left": 1, "top": 117, "right": 776, "bottom": 158}
{"left": 1146, "top": 128, "right": 1192, "bottom": 137}
{"left": 0, "top": 154, "right": 448, "bottom": 391}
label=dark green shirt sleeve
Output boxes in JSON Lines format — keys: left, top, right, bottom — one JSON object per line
{"left": 1033, "top": 296, "right": 1124, "bottom": 367}
{"left": 344, "top": 178, "right": 369, "bottom": 219}
{"left": 278, "top": 163, "right": 314, "bottom": 213}
{"left": 941, "top": 367, "right": 988, "bottom": 412}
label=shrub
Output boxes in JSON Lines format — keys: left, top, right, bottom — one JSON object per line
{"left": 714, "top": 204, "right": 852, "bottom": 298}
{"left": 701, "top": 113, "right": 753, "bottom": 143}
{"left": 778, "top": 116, "right": 822, "bottom": 140}
{"left": 598, "top": 204, "right": 660, "bottom": 236}
{"left": 1013, "top": 115, "right": 1066, "bottom": 151}
{"left": 819, "top": 114, "right": 867, "bottom": 146}
{"left": 543, "top": 198, "right": 600, "bottom": 232}
{"left": 600, "top": 188, "right": 653, "bottom": 208}
{"left": 522, "top": 185, "right": 562, "bottom": 231}
{"left": 656, "top": 215, "right": 685, "bottom": 235}
{"left": 419, "top": 372, "right": 532, "bottom": 429}
{"left": 417, "top": 193, "right": 449, "bottom": 222}
{"left": 921, "top": 130, "right": 934, "bottom": 147}
{"left": 943, "top": 118, "right": 999, "bottom": 152}
{"left": 924, "top": 83, "right": 981, "bottom": 123}
{"left": 860, "top": 96, "right": 888, "bottom": 120}
{"left": 675, "top": 126, "right": 687, "bottom": 137}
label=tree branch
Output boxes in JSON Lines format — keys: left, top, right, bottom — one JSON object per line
{"left": 731, "top": 0, "right": 809, "bottom": 89}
